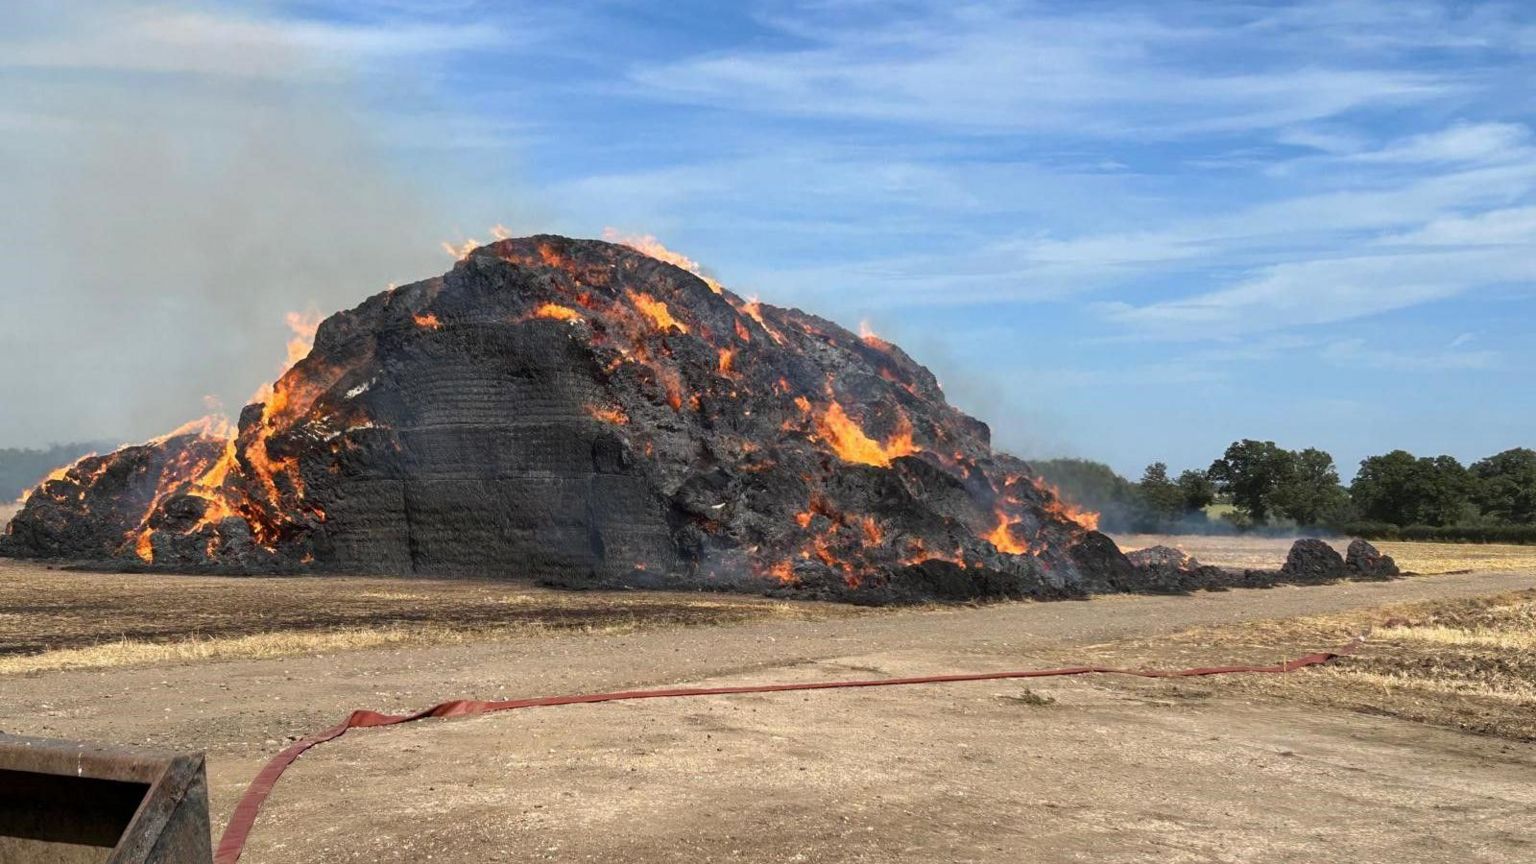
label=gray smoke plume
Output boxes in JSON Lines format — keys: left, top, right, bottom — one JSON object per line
{"left": 0, "top": 3, "right": 517, "bottom": 447}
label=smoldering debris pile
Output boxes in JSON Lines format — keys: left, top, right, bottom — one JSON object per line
{"left": 1, "top": 235, "right": 1398, "bottom": 603}
{"left": 1125, "top": 539, "right": 1399, "bottom": 594}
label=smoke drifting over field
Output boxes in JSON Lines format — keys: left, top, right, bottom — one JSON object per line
{"left": 0, "top": 3, "right": 495, "bottom": 448}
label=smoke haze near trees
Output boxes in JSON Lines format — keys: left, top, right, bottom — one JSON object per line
{"left": 1032, "top": 442, "right": 1536, "bottom": 542}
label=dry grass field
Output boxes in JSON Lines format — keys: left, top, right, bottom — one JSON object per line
{"left": 1100, "top": 589, "right": 1536, "bottom": 742}
{"left": 1114, "top": 532, "right": 1536, "bottom": 574}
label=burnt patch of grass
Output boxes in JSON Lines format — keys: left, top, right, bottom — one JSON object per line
{"left": 0, "top": 561, "right": 862, "bottom": 675}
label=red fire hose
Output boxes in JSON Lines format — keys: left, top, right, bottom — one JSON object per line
{"left": 214, "top": 641, "right": 1359, "bottom": 863}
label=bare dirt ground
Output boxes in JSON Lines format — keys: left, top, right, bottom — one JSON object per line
{"left": 2, "top": 552, "right": 1533, "bottom": 863}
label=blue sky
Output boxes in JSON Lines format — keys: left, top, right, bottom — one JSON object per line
{"left": 1, "top": 1, "right": 1532, "bottom": 478}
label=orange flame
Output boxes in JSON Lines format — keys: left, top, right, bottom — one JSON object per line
{"left": 15, "top": 457, "right": 97, "bottom": 506}
{"left": 986, "top": 511, "right": 1030, "bottom": 555}
{"left": 124, "top": 432, "right": 236, "bottom": 562}
{"left": 902, "top": 538, "right": 967, "bottom": 569}
{"left": 586, "top": 405, "right": 630, "bottom": 425}
{"left": 190, "top": 443, "right": 237, "bottom": 507}
{"left": 1031, "top": 477, "right": 1100, "bottom": 532}
{"left": 767, "top": 559, "right": 795, "bottom": 584}
{"left": 740, "top": 299, "right": 785, "bottom": 345}
{"left": 118, "top": 301, "right": 332, "bottom": 559}
{"left": 811, "top": 534, "right": 840, "bottom": 568}
{"left": 15, "top": 451, "right": 106, "bottom": 504}
{"left": 534, "top": 242, "right": 571, "bottom": 269}
{"left": 814, "top": 402, "right": 919, "bottom": 468}
{"left": 147, "top": 414, "right": 236, "bottom": 446}
{"left": 632, "top": 292, "right": 687, "bottom": 333}
{"left": 284, "top": 310, "right": 322, "bottom": 369}
{"left": 859, "top": 515, "right": 883, "bottom": 546}
{"left": 859, "top": 320, "right": 893, "bottom": 351}
{"left": 531, "top": 303, "right": 582, "bottom": 322}
{"left": 603, "top": 228, "right": 724, "bottom": 294}
{"left": 412, "top": 312, "right": 442, "bottom": 330}
{"left": 442, "top": 238, "right": 479, "bottom": 260}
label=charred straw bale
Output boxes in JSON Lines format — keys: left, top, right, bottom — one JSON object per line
{"left": 0, "top": 236, "right": 1403, "bottom": 603}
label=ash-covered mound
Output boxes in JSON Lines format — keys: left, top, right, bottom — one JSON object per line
{"left": 1346, "top": 538, "right": 1400, "bottom": 580}
{"left": 3, "top": 235, "right": 1126, "bottom": 601}
{"left": 1121, "top": 538, "right": 1401, "bottom": 593}
{"left": 1123, "top": 545, "right": 1222, "bottom": 594}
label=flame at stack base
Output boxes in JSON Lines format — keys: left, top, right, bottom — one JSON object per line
{"left": 0, "top": 235, "right": 1135, "bottom": 604}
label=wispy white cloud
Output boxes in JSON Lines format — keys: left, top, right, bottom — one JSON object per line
{"left": 3, "top": 0, "right": 1531, "bottom": 457}
{"left": 1240, "top": 0, "right": 1536, "bottom": 52}
{"left": 1102, "top": 204, "right": 1536, "bottom": 335}
{"left": 580, "top": 2, "right": 1535, "bottom": 339}
{"left": 726, "top": 134, "right": 1536, "bottom": 316}
{"left": 0, "top": 7, "right": 505, "bottom": 81}
{"left": 626, "top": 3, "right": 1455, "bottom": 138}
{"left": 1345, "top": 122, "right": 1532, "bottom": 165}
{"left": 1321, "top": 336, "right": 1500, "bottom": 371}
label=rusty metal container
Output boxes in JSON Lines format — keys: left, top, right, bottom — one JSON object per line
{"left": 0, "top": 734, "right": 211, "bottom": 864}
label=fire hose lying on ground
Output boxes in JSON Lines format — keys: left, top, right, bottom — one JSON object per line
{"left": 0, "top": 641, "right": 1361, "bottom": 863}
{"left": 210, "top": 640, "right": 1362, "bottom": 864}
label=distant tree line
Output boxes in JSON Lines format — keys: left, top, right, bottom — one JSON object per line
{"left": 0, "top": 441, "right": 117, "bottom": 502}
{"left": 1034, "top": 441, "right": 1536, "bottom": 543}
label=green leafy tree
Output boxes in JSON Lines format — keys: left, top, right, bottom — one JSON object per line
{"left": 1351, "top": 451, "right": 1472, "bottom": 526}
{"left": 1471, "top": 448, "right": 1536, "bottom": 524}
{"left": 1207, "top": 440, "right": 1293, "bottom": 522}
{"left": 1177, "top": 468, "right": 1215, "bottom": 512}
{"left": 1418, "top": 455, "right": 1474, "bottom": 526}
{"left": 1137, "top": 462, "right": 1185, "bottom": 521}
{"left": 1271, "top": 447, "right": 1348, "bottom": 526}
{"left": 1351, "top": 450, "right": 1419, "bottom": 525}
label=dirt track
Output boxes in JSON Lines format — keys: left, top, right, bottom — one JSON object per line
{"left": 2, "top": 566, "right": 1533, "bottom": 862}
